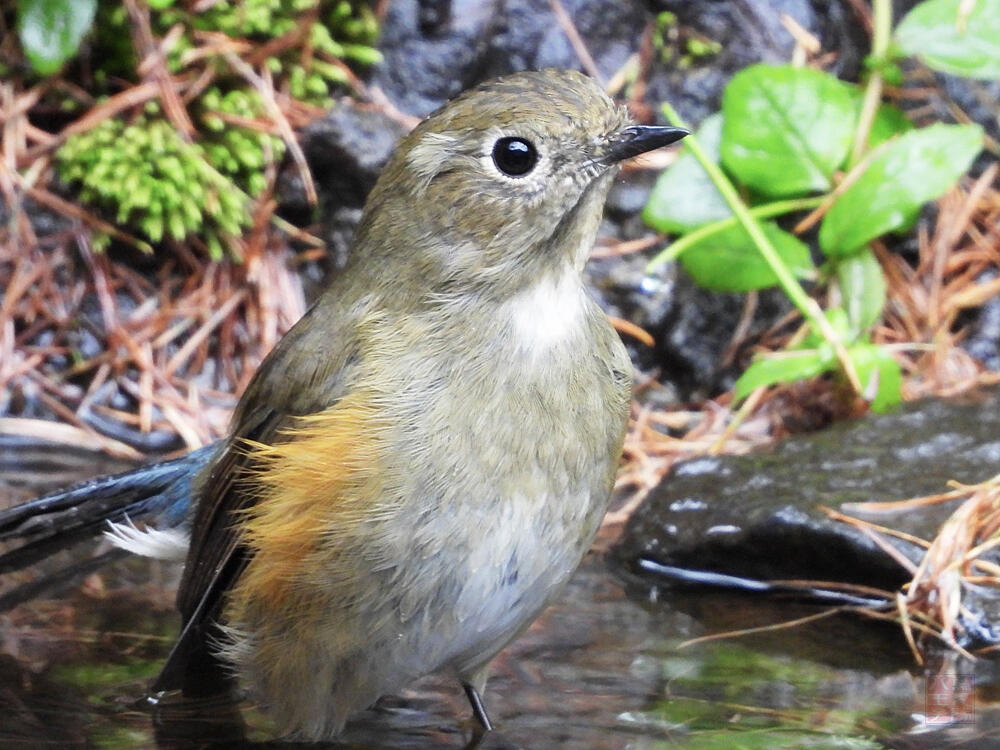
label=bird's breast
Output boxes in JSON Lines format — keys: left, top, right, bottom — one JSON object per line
{"left": 353, "top": 288, "right": 628, "bottom": 670}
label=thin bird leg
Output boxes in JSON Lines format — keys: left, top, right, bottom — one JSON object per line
{"left": 462, "top": 682, "right": 494, "bottom": 732}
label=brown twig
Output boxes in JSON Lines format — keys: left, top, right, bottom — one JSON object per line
{"left": 547, "top": 0, "right": 603, "bottom": 84}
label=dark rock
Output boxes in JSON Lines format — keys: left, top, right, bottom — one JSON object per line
{"left": 642, "top": 0, "right": 878, "bottom": 124}
{"left": 612, "top": 389, "right": 1000, "bottom": 645}
{"left": 373, "top": 0, "right": 647, "bottom": 117}
{"left": 301, "top": 100, "right": 407, "bottom": 210}
{"left": 651, "top": 277, "right": 790, "bottom": 397}
{"left": 938, "top": 75, "right": 1000, "bottom": 146}
{"left": 588, "top": 250, "right": 792, "bottom": 399}
{"left": 962, "top": 270, "right": 1000, "bottom": 373}
{"left": 606, "top": 169, "right": 660, "bottom": 219}
{"left": 897, "top": 60, "right": 1000, "bottom": 145}
{"left": 373, "top": 0, "right": 502, "bottom": 117}
{"left": 0, "top": 197, "right": 71, "bottom": 239}
{"left": 290, "top": 100, "right": 407, "bottom": 275}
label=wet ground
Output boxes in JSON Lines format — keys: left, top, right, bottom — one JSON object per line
{"left": 1, "top": 448, "right": 999, "bottom": 750}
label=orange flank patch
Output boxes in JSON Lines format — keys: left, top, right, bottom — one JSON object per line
{"left": 231, "top": 391, "right": 386, "bottom": 608}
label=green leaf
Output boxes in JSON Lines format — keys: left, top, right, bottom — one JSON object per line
{"left": 896, "top": 0, "right": 1000, "bottom": 79}
{"left": 802, "top": 307, "right": 851, "bottom": 348}
{"left": 643, "top": 114, "right": 731, "bottom": 234}
{"left": 820, "top": 123, "right": 983, "bottom": 257}
{"left": 17, "top": 0, "right": 96, "bottom": 75}
{"left": 836, "top": 249, "right": 886, "bottom": 336}
{"left": 734, "top": 348, "right": 835, "bottom": 401}
{"left": 679, "top": 221, "right": 814, "bottom": 292}
{"left": 849, "top": 342, "right": 902, "bottom": 413}
{"left": 721, "top": 64, "right": 857, "bottom": 197}
{"left": 845, "top": 85, "right": 913, "bottom": 149}
{"left": 866, "top": 102, "right": 913, "bottom": 148}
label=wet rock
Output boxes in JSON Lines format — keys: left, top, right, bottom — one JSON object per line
{"left": 612, "top": 388, "right": 1000, "bottom": 645}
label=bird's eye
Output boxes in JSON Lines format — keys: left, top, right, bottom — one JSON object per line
{"left": 492, "top": 137, "right": 538, "bottom": 177}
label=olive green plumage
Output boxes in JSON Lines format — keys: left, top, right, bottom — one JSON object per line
{"left": 149, "top": 68, "right": 686, "bottom": 740}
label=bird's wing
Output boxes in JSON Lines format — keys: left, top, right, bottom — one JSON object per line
{"left": 154, "top": 298, "right": 367, "bottom": 695}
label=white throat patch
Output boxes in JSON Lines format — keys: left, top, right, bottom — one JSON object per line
{"left": 505, "top": 270, "right": 586, "bottom": 353}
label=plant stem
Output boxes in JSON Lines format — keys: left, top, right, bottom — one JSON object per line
{"left": 658, "top": 102, "right": 862, "bottom": 393}
{"left": 848, "top": 0, "right": 893, "bottom": 167}
{"left": 646, "top": 196, "right": 825, "bottom": 270}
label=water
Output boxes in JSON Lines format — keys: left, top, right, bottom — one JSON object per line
{"left": 1, "top": 449, "right": 997, "bottom": 749}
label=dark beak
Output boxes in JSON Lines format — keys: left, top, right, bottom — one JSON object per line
{"left": 603, "top": 125, "right": 689, "bottom": 164}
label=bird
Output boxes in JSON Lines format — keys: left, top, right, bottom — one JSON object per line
{"left": 0, "top": 68, "right": 687, "bottom": 740}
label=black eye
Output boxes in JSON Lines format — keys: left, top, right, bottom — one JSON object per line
{"left": 492, "top": 137, "right": 538, "bottom": 177}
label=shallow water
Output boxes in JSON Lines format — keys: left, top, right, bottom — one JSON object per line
{"left": 1, "top": 449, "right": 998, "bottom": 749}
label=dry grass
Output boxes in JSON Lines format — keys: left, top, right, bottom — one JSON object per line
{"left": 0, "top": 233, "right": 305, "bottom": 456}
{"left": 0, "top": 1, "right": 365, "bottom": 453}
{"left": 826, "top": 476, "right": 1000, "bottom": 661}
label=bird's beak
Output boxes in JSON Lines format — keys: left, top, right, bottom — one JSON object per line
{"left": 602, "top": 125, "right": 689, "bottom": 164}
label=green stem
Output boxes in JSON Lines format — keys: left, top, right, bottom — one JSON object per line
{"left": 871, "top": 0, "right": 893, "bottom": 66}
{"left": 646, "top": 195, "right": 825, "bottom": 270}
{"left": 848, "top": 0, "right": 893, "bottom": 167}
{"left": 658, "top": 102, "right": 861, "bottom": 393}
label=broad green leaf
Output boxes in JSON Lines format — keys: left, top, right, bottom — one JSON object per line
{"left": 679, "top": 221, "right": 814, "bottom": 292}
{"left": 721, "top": 64, "right": 856, "bottom": 197}
{"left": 849, "top": 342, "right": 902, "bottom": 413}
{"left": 896, "top": 0, "right": 1000, "bottom": 79}
{"left": 17, "top": 0, "right": 96, "bottom": 75}
{"left": 865, "top": 102, "right": 913, "bottom": 148}
{"left": 734, "top": 348, "right": 834, "bottom": 401}
{"left": 836, "top": 249, "right": 886, "bottom": 336}
{"left": 643, "top": 114, "right": 731, "bottom": 234}
{"left": 820, "top": 123, "right": 983, "bottom": 257}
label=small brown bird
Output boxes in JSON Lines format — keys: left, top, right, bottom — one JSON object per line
{"left": 0, "top": 68, "right": 686, "bottom": 740}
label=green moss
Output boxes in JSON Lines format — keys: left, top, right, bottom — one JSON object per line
{"left": 51, "top": 659, "right": 162, "bottom": 693}
{"left": 58, "top": 115, "right": 249, "bottom": 259}
{"left": 50, "top": 1, "right": 379, "bottom": 257}
{"left": 686, "top": 37, "right": 722, "bottom": 58}
{"left": 197, "top": 87, "right": 287, "bottom": 197}
{"left": 158, "top": 0, "right": 381, "bottom": 106}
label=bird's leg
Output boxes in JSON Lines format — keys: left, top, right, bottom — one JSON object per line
{"left": 462, "top": 681, "right": 494, "bottom": 732}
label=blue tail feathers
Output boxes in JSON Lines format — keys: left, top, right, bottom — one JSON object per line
{"left": 0, "top": 443, "right": 218, "bottom": 574}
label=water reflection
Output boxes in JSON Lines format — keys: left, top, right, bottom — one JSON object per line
{"left": 1, "top": 446, "right": 998, "bottom": 749}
